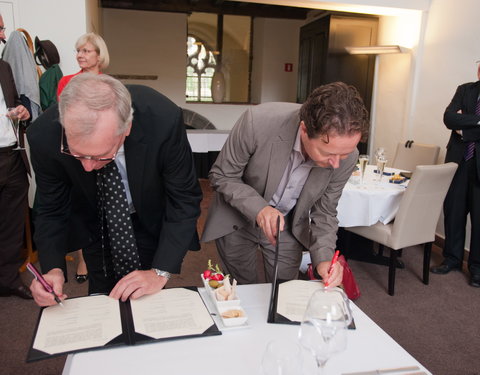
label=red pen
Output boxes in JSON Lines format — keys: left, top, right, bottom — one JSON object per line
{"left": 26, "top": 263, "right": 64, "bottom": 306}
{"left": 325, "top": 250, "right": 340, "bottom": 287}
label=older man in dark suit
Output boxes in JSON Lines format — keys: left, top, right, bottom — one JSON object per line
{"left": 28, "top": 73, "right": 202, "bottom": 306}
{"left": 0, "top": 14, "right": 32, "bottom": 300}
{"left": 431, "top": 63, "right": 480, "bottom": 287}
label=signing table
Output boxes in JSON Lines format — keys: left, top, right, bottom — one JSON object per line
{"left": 63, "top": 284, "right": 430, "bottom": 375}
{"left": 337, "top": 165, "right": 408, "bottom": 228}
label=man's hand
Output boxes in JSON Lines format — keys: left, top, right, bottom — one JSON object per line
{"left": 316, "top": 260, "right": 343, "bottom": 288}
{"left": 109, "top": 269, "right": 168, "bottom": 302}
{"left": 14, "top": 105, "right": 30, "bottom": 121}
{"left": 256, "top": 206, "right": 284, "bottom": 246}
{"left": 30, "top": 268, "right": 67, "bottom": 307}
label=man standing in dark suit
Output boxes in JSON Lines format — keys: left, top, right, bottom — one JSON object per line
{"left": 28, "top": 73, "right": 202, "bottom": 306}
{"left": 431, "top": 63, "right": 480, "bottom": 287}
{"left": 0, "top": 14, "right": 33, "bottom": 300}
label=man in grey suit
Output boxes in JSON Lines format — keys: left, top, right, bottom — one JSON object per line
{"left": 202, "top": 82, "right": 369, "bottom": 286}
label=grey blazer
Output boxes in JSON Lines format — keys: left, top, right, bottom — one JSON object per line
{"left": 201, "top": 102, "right": 358, "bottom": 266}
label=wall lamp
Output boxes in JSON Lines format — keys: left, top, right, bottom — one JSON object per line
{"left": 345, "top": 45, "right": 407, "bottom": 55}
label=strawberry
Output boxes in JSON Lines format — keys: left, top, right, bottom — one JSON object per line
{"left": 203, "top": 259, "right": 227, "bottom": 283}
{"left": 211, "top": 273, "right": 224, "bottom": 281}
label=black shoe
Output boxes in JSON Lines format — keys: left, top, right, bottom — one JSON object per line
{"left": 0, "top": 284, "right": 34, "bottom": 299}
{"left": 430, "top": 263, "right": 460, "bottom": 275}
{"left": 470, "top": 274, "right": 480, "bottom": 288}
{"left": 75, "top": 274, "right": 88, "bottom": 284}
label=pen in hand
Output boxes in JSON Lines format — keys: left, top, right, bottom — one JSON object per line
{"left": 324, "top": 250, "right": 340, "bottom": 287}
{"left": 26, "top": 263, "right": 64, "bottom": 307}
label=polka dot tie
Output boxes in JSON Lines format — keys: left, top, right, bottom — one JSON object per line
{"left": 97, "top": 161, "right": 141, "bottom": 278}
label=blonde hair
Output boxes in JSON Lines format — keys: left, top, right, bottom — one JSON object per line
{"left": 75, "top": 32, "right": 110, "bottom": 70}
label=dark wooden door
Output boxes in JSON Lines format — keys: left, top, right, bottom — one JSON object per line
{"left": 297, "top": 14, "right": 378, "bottom": 153}
{"left": 297, "top": 16, "right": 330, "bottom": 103}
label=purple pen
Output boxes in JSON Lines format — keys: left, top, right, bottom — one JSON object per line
{"left": 26, "top": 263, "right": 64, "bottom": 306}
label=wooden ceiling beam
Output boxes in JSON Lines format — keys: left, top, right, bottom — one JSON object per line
{"left": 100, "top": 0, "right": 311, "bottom": 19}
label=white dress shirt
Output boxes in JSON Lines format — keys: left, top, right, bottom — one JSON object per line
{"left": 0, "top": 86, "right": 16, "bottom": 147}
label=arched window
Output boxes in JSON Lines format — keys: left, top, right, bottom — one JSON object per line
{"left": 186, "top": 35, "right": 218, "bottom": 102}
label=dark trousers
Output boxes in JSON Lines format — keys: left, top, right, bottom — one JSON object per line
{"left": 83, "top": 213, "right": 157, "bottom": 295}
{"left": 443, "top": 157, "right": 480, "bottom": 274}
{"left": 0, "top": 149, "right": 28, "bottom": 289}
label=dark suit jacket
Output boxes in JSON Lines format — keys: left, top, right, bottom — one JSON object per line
{"left": 0, "top": 60, "right": 21, "bottom": 108}
{"left": 0, "top": 60, "right": 30, "bottom": 172}
{"left": 27, "top": 85, "right": 202, "bottom": 275}
{"left": 444, "top": 81, "right": 480, "bottom": 178}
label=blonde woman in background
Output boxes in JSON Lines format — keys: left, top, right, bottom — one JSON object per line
{"left": 57, "top": 32, "right": 109, "bottom": 97}
{"left": 57, "top": 32, "right": 110, "bottom": 283}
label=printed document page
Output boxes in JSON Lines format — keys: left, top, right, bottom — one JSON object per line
{"left": 130, "top": 288, "right": 214, "bottom": 339}
{"left": 33, "top": 295, "right": 122, "bottom": 355}
{"left": 276, "top": 280, "right": 326, "bottom": 322}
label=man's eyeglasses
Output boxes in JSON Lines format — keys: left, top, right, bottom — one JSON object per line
{"left": 0, "top": 27, "right": 6, "bottom": 32}
{"left": 60, "top": 127, "right": 117, "bottom": 162}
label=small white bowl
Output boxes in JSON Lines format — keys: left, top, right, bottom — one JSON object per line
{"left": 218, "top": 306, "right": 248, "bottom": 327}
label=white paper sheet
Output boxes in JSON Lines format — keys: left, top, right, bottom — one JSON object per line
{"left": 276, "top": 280, "right": 327, "bottom": 322}
{"left": 130, "top": 288, "right": 214, "bottom": 339}
{"left": 33, "top": 295, "right": 122, "bottom": 355}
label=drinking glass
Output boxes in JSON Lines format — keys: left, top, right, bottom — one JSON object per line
{"left": 6, "top": 107, "right": 24, "bottom": 150}
{"left": 376, "top": 156, "right": 388, "bottom": 183}
{"left": 298, "top": 287, "right": 352, "bottom": 374}
{"left": 374, "top": 147, "right": 385, "bottom": 161}
{"left": 358, "top": 154, "right": 369, "bottom": 184}
{"left": 261, "top": 338, "right": 303, "bottom": 375}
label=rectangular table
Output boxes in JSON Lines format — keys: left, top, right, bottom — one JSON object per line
{"left": 62, "top": 284, "right": 431, "bottom": 375}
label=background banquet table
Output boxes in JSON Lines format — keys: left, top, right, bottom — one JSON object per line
{"left": 337, "top": 165, "right": 408, "bottom": 228}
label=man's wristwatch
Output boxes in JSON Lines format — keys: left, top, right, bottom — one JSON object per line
{"left": 152, "top": 268, "right": 171, "bottom": 280}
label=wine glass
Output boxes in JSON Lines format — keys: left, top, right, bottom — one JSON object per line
{"left": 6, "top": 107, "right": 25, "bottom": 150}
{"left": 261, "top": 338, "right": 303, "bottom": 375}
{"left": 376, "top": 155, "right": 388, "bottom": 183}
{"left": 374, "top": 147, "right": 385, "bottom": 161}
{"left": 298, "top": 287, "right": 352, "bottom": 374}
{"left": 358, "top": 154, "right": 369, "bottom": 184}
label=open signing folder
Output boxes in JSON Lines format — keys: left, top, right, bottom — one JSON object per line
{"left": 28, "top": 287, "right": 220, "bottom": 362}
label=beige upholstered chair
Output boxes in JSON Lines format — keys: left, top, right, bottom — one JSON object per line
{"left": 346, "top": 163, "right": 458, "bottom": 296}
{"left": 391, "top": 142, "right": 440, "bottom": 172}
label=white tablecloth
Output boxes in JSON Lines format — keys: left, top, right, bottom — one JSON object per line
{"left": 186, "top": 129, "right": 229, "bottom": 153}
{"left": 337, "top": 165, "right": 408, "bottom": 227}
{"left": 63, "top": 284, "right": 431, "bottom": 375}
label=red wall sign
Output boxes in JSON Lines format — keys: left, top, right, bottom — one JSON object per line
{"left": 284, "top": 63, "right": 293, "bottom": 72}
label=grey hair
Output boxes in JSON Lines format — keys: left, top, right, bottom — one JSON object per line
{"left": 75, "top": 32, "right": 110, "bottom": 70}
{"left": 59, "top": 73, "right": 133, "bottom": 136}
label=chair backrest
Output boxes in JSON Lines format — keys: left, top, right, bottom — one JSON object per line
{"left": 389, "top": 163, "right": 457, "bottom": 249}
{"left": 391, "top": 142, "right": 440, "bottom": 172}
